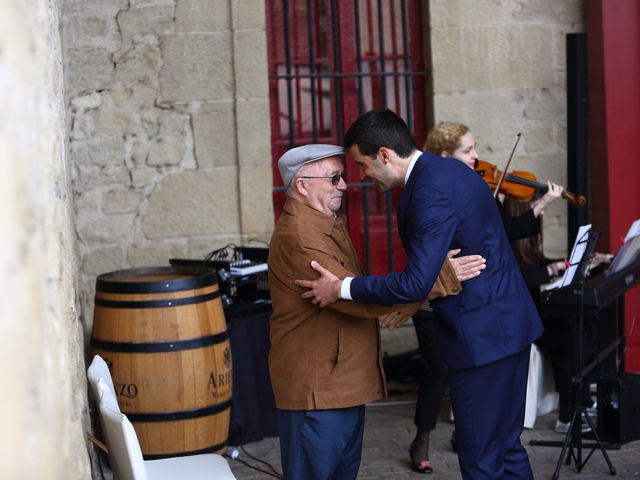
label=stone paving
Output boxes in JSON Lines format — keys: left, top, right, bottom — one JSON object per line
{"left": 226, "top": 387, "right": 640, "bottom": 479}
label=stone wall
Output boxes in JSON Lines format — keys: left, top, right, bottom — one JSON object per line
{"left": 428, "top": 0, "right": 585, "bottom": 257}
{"left": 0, "top": 1, "right": 90, "bottom": 479}
{"left": 62, "top": 0, "right": 274, "bottom": 336}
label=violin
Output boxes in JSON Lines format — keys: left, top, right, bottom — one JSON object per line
{"left": 474, "top": 159, "right": 587, "bottom": 207}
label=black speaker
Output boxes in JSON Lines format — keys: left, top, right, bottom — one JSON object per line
{"left": 597, "top": 372, "right": 640, "bottom": 444}
{"left": 566, "top": 33, "right": 590, "bottom": 250}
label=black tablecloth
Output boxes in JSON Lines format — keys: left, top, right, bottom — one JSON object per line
{"left": 226, "top": 303, "right": 279, "bottom": 446}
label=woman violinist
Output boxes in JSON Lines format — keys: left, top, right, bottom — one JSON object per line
{"left": 425, "top": 121, "right": 565, "bottom": 240}
{"left": 404, "top": 121, "right": 566, "bottom": 473}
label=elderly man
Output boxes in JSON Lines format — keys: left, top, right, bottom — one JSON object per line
{"left": 268, "top": 144, "right": 484, "bottom": 479}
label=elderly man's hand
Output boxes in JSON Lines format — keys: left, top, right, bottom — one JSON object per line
{"left": 378, "top": 311, "right": 412, "bottom": 330}
{"left": 447, "top": 248, "right": 486, "bottom": 282}
{"left": 295, "top": 261, "right": 342, "bottom": 307}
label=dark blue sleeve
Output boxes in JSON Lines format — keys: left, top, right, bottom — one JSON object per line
{"left": 350, "top": 184, "right": 458, "bottom": 305}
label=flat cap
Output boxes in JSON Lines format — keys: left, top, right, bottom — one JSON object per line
{"left": 278, "top": 144, "right": 345, "bottom": 188}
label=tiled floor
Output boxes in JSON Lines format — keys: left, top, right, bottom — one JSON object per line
{"left": 226, "top": 386, "right": 640, "bottom": 479}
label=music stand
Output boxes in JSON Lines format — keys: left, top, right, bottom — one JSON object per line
{"left": 532, "top": 228, "right": 616, "bottom": 479}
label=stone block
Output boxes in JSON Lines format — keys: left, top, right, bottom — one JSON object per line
{"left": 77, "top": 213, "right": 137, "bottom": 243}
{"left": 92, "top": 106, "right": 137, "bottom": 135}
{"left": 233, "top": 30, "right": 269, "bottom": 99}
{"left": 543, "top": 221, "right": 568, "bottom": 259}
{"left": 429, "top": 0, "right": 518, "bottom": 28}
{"left": 62, "top": 8, "right": 121, "bottom": 51}
{"left": 147, "top": 139, "right": 185, "bottom": 166}
{"left": 71, "top": 92, "right": 103, "bottom": 112}
{"left": 74, "top": 191, "right": 99, "bottom": 212}
{"left": 156, "top": 109, "right": 190, "bottom": 137}
{"left": 130, "top": 167, "right": 158, "bottom": 187}
{"left": 116, "top": 4, "right": 174, "bottom": 42}
{"left": 521, "top": 88, "right": 565, "bottom": 122}
{"left": 159, "top": 32, "right": 233, "bottom": 102}
{"left": 75, "top": 165, "right": 131, "bottom": 190}
{"left": 82, "top": 245, "right": 125, "bottom": 277}
{"left": 529, "top": 153, "right": 567, "bottom": 186}
{"left": 431, "top": 25, "right": 554, "bottom": 94}
{"left": 72, "top": 135, "right": 126, "bottom": 167}
{"left": 102, "top": 187, "right": 143, "bottom": 214}
{"left": 127, "top": 242, "right": 188, "bottom": 267}
{"left": 131, "top": 141, "right": 150, "bottom": 165}
{"left": 115, "top": 42, "right": 163, "bottom": 85}
{"left": 187, "top": 235, "right": 244, "bottom": 258}
{"left": 434, "top": 91, "right": 524, "bottom": 157}
{"left": 105, "top": 85, "right": 158, "bottom": 111}
{"left": 63, "top": 46, "right": 115, "bottom": 97}
{"left": 240, "top": 233, "right": 272, "bottom": 246}
{"left": 231, "top": 0, "right": 265, "bottom": 30}
{"left": 142, "top": 169, "right": 240, "bottom": 238}
{"left": 239, "top": 166, "right": 274, "bottom": 234}
{"left": 140, "top": 108, "right": 161, "bottom": 137}
{"left": 70, "top": 111, "right": 95, "bottom": 141}
{"left": 557, "top": 125, "right": 567, "bottom": 152}
{"left": 193, "top": 101, "right": 237, "bottom": 168}
{"left": 143, "top": 109, "right": 191, "bottom": 166}
{"left": 176, "top": 0, "right": 230, "bottom": 32}
{"left": 514, "top": 122, "right": 557, "bottom": 156}
{"left": 63, "top": 0, "right": 127, "bottom": 14}
{"left": 236, "top": 98, "right": 272, "bottom": 167}
{"left": 512, "top": 0, "right": 584, "bottom": 29}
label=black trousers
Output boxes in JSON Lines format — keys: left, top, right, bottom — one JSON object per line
{"left": 412, "top": 312, "right": 449, "bottom": 432}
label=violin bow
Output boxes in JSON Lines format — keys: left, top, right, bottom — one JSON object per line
{"left": 493, "top": 132, "right": 522, "bottom": 199}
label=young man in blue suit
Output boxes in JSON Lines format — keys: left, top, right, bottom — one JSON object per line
{"left": 296, "top": 109, "right": 543, "bottom": 479}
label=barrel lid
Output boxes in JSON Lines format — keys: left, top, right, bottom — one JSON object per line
{"left": 95, "top": 266, "right": 218, "bottom": 293}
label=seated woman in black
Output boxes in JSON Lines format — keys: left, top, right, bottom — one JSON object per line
{"left": 502, "top": 196, "right": 597, "bottom": 433}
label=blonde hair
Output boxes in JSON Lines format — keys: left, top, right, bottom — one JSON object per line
{"left": 424, "top": 122, "right": 470, "bottom": 156}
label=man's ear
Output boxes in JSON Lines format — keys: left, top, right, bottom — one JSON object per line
{"left": 440, "top": 151, "right": 450, "bottom": 158}
{"left": 294, "top": 178, "right": 307, "bottom": 196}
{"left": 378, "top": 146, "right": 391, "bottom": 164}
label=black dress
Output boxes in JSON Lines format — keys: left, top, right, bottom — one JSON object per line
{"left": 509, "top": 235, "right": 595, "bottom": 423}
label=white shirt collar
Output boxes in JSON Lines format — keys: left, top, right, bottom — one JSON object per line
{"left": 404, "top": 150, "right": 423, "bottom": 185}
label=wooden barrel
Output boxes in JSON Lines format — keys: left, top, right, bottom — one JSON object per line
{"left": 91, "top": 266, "right": 232, "bottom": 459}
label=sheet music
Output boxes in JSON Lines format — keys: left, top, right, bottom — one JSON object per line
{"left": 541, "top": 277, "right": 563, "bottom": 291}
{"left": 560, "top": 224, "right": 592, "bottom": 288}
{"left": 607, "top": 234, "right": 640, "bottom": 275}
{"left": 624, "top": 219, "right": 640, "bottom": 242}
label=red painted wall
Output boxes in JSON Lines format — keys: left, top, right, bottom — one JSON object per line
{"left": 586, "top": 0, "right": 640, "bottom": 372}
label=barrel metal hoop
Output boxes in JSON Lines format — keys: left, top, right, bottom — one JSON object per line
{"left": 126, "top": 399, "right": 232, "bottom": 423}
{"left": 142, "top": 439, "right": 228, "bottom": 460}
{"left": 96, "top": 266, "right": 219, "bottom": 293}
{"left": 91, "top": 330, "right": 229, "bottom": 353}
{"left": 94, "top": 290, "right": 220, "bottom": 309}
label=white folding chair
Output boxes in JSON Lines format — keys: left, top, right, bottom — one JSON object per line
{"left": 88, "top": 355, "right": 236, "bottom": 480}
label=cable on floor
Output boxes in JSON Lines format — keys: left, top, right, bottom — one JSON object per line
{"left": 225, "top": 446, "right": 283, "bottom": 479}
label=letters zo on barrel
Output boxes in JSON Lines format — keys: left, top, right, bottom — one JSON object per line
{"left": 91, "top": 266, "right": 232, "bottom": 459}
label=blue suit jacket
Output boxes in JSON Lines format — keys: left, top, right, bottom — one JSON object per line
{"left": 351, "top": 152, "right": 543, "bottom": 370}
